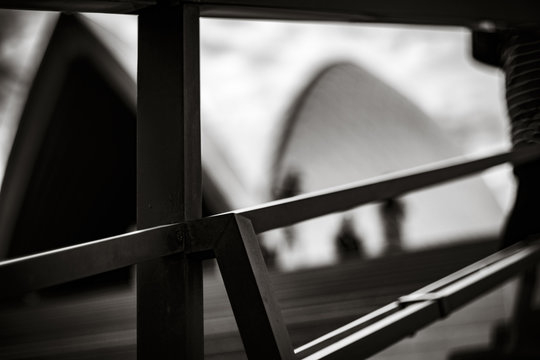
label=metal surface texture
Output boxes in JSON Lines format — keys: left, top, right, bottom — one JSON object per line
{"left": 214, "top": 215, "right": 295, "bottom": 359}
{"left": 135, "top": 4, "right": 204, "bottom": 359}
{"left": 197, "top": 0, "right": 540, "bottom": 29}
{"left": 295, "top": 240, "right": 540, "bottom": 359}
{"left": 294, "top": 303, "right": 403, "bottom": 357}
{"left": 237, "top": 147, "right": 540, "bottom": 234}
{"left": 300, "top": 301, "right": 440, "bottom": 360}
{"left": 0, "top": 0, "right": 153, "bottom": 13}
{"left": 437, "top": 242, "right": 540, "bottom": 314}
{"left": 0, "top": 0, "right": 538, "bottom": 29}
{"left": 0, "top": 223, "right": 183, "bottom": 297}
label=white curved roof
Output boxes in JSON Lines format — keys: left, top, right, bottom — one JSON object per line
{"left": 273, "top": 62, "right": 502, "bottom": 264}
{"left": 276, "top": 62, "right": 469, "bottom": 185}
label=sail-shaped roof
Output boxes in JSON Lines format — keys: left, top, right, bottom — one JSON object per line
{"left": 272, "top": 62, "right": 502, "bottom": 264}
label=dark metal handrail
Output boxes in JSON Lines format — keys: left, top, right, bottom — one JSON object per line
{"left": 0, "top": 0, "right": 538, "bottom": 29}
{"left": 1, "top": 147, "right": 539, "bottom": 298}
{"left": 237, "top": 146, "right": 540, "bottom": 233}
{"left": 0, "top": 223, "right": 182, "bottom": 296}
{"left": 295, "top": 240, "right": 540, "bottom": 360}
{"left": 197, "top": 0, "right": 540, "bottom": 29}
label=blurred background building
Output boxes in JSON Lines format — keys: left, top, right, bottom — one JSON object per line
{"left": 0, "top": 10, "right": 513, "bottom": 268}
{"left": 267, "top": 61, "right": 501, "bottom": 269}
{"left": 0, "top": 10, "right": 524, "bottom": 359}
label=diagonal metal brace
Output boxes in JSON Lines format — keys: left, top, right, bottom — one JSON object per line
{"left": 185, "top": 213, "right": 295, "bottom": 359}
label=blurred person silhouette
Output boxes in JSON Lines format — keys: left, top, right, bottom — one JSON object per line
{"left": 380, "top": 198, "right": 405, "bottom": 255}
{"left": 274, "top": 171, "right": 302, "bottom": 248}
{"left": 335, "top": 215, "right": 366, "bottom": 260}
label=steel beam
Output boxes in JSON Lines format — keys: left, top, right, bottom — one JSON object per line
{"left": 197, "top": 0, "right": 540, "bottom": 29}
{"left": 0, "top": 223, "right": 183, "bottom": 297}
{"left": 136, "top": 3, "right": 203, "bottom": 359}
{"left": 0, "top": 0, "right": 153, "bottom": 13}
{"left": 295, "top": 241, "right": 540, "bottom": 360}
{"left": 0, "top": 0, "right": 537, "bottom": 29}
{"left": 213, "top": 214, "right": 295, "bottom": 359}
{"left": 238, "top": 147, "right": 540, "bottom": 234}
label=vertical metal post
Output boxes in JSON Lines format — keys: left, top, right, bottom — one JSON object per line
{"left": 136, "top": 3, "right": 202, "bottom": 359}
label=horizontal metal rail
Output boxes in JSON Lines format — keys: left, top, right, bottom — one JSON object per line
{"left": 197, "top": 0, "right": 540, "bottom": 29}
{"left": 0, "top": 0, "right": 153, "bottom": 13}
{"left": 293, "top": 246, "right": 528, "bottom": 358}
{"left": 0, "top": 0, "right": 537, "bottom": 29}
{"left": 295, "top": 240, "right": 540, "bottom": 360}
{"left": 238, "top": 147, "right": 540, "bottom": 234}
{"left": 0, "top": 223, "right": 182, "bottom": 297}
{"left": 1, "top": 147, "right": 538, "bottom": 297}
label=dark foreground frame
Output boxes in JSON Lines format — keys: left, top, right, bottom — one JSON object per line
{"left": 0, "top": 1, "right": 539, "bottom": 359}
